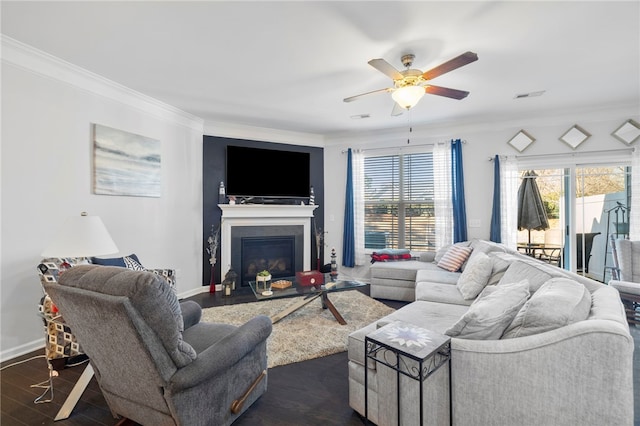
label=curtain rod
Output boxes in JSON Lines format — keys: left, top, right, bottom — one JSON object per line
{"left": 342, "top": 139, "right": 466, "bottom": 154}
{"left": 488, "top": 147, "right": 635, "bottom": 161}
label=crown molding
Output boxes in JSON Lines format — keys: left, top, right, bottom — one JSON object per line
{"left": 204, "top": 120, "right": 325, "bottom": 147}
{"left": 1, "top": 35, "right": 204, "bottom": 132}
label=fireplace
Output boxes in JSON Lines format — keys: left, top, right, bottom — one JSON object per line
{"left": 220, "top": 204, "right": 318, "bottom": 287}
{"left": 232, "top": 228, "right": 303, "bottom": 287}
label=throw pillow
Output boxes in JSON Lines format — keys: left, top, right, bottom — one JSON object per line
{"left": 497, "top": 260, "right": 552, "bottom": 293}
{"left": 456, "top": 252, "right": 494, "bottom": 299}
{"left": 91, "top": 254, "right": 145, "bottom": 270}
{"left": 445, "top": 279, "right": 530, "bottom": 340}
{"left": 434, "top": 241, "right": 472, "bottom": 263}
{"left": 502, "top": 277, "right": 592, "bottom": 339}
{"left": 486, "top": 253, "right": 514, "bottom": 286}
{"left": 437, "top": 245, "right": 473, "bottom": 272}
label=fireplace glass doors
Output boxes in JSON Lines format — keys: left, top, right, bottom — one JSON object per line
{"left": 230, "top": 225, "right": 304, "bottom": 287}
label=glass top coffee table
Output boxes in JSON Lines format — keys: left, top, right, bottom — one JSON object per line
{"left": 248, "top": 275, "right": 367, "bottom": 325}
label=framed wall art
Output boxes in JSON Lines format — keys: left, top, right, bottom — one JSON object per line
{"left": 559, "top": 124, "right": 591, "bottom": 150}
{"left": 92, "top": 124, "right": 161, "bottom": 197}
{"left": 507, "top": 130, "right": 535, "bottom": 152}
{"left": 611, "top": 119, "right": 640, "bottom": 145}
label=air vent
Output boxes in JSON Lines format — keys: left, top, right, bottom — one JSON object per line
{"left": 350, "top": 114, "right": 371, "bottom": 119}
{"left": 515, "top": 90, "right": 545, "bottom": 99}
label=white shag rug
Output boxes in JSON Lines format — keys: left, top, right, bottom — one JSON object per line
{"left": 200, "top": 290, "right": 395, "bottom": 368}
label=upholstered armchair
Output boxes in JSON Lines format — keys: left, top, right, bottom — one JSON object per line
{"left": 608, "top": 238, "right": 640, "bottom": 324}
{"left": 44, "top": 264, "right": 272, "bottom": 426}
{"left": 37, "top": 255, "right": 176, "bottom": 369}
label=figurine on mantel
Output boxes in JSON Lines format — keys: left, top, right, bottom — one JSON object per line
{"left": 330, "top": 247, "right": 338, "bottom": 280}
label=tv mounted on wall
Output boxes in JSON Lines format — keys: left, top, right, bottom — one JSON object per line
{"left": 225, "top": 145, "right": 310, "bottom": 201}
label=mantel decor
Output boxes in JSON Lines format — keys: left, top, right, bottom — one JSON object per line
{"left": 612, "top": 119, "right": 640, "bottom": 145}
{"left": 560, "top": 124, "right": 591, "bottom": 149}
{"left": 92, "top": 124, "right": 161, "bottom": 197}
{"left": 507, "top": 130, "right": 535, "bottom": 152}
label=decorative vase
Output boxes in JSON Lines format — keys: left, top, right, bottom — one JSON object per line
{"left": 209, "top": 265, "right": 216, "bottom": 293}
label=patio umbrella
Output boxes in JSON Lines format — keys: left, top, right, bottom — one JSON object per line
{"left": 517, "top": 170, "right": 549, "bottom": 246}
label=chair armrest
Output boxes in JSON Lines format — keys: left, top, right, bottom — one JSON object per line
{"left": 179, "top": 301, "right": 202, "bottom": 330}
{"left": 169, "top": 315, "right": 272, "bottom": 390}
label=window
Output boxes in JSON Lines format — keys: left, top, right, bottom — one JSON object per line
{"left": 363, "top": 152, "right": 435, "bottom": 251}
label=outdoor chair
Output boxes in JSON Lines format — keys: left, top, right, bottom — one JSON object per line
{"left": 44, "top": 264, "right": 272, "bottom": 426}
{"left": 577, "top": 232, "right": 601, "bottom": 274}
{"left": 608, "top": 237, "right": 640, "bottom": 324}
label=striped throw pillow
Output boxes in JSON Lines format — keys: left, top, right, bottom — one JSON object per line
{"left": 437, "top": 245, "right": 473, "bottom": 272}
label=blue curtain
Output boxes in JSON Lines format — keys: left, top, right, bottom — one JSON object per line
{"left": 451, "top": 139, "right": 468, "bottom": 242}
{"left": 489, "top": 155, "right": 501, "bottom": 242}
{"left": 342, "top": 148, "right": 355, "bottom": 267}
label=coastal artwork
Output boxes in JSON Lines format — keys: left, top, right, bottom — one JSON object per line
{"left": 92, "top": 124, "right": 161, "bottom": 197}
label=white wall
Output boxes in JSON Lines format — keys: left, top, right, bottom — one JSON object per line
{"left": 1, "top": 38, "right": 205, "bottom": 361}
{"left": 324, "top": 105, "right": 639, "bottom": 282}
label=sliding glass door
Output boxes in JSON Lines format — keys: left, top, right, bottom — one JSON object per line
{"left": 517, "top": 162, "right": 630, "bottom": 282}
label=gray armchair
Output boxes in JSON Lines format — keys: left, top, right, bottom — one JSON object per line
{"left": 44, "top": 264, "right": 272, "bottom": 426}
{"left": 608, "top": 238, "right": 640, "bottom": 324}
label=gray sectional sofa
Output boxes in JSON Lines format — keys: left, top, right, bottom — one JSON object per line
{"left": 350, "top": 239, "right": 634, "bottom": 425}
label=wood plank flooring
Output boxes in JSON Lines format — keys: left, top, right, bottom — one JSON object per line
{"left": 3, "top": 287, "right": 639, "bottom": 425}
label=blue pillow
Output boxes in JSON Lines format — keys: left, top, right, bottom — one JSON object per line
{"left": 91, "top": 254, "right": 144, "bottom": 270}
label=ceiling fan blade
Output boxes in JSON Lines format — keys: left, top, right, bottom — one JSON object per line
{"left": 422, "top": 51, "right": 478, "bottom": 80}
{"left": 343, "top": 87, "right": 392, "bottom": 103}
{"left": 391, "top": 102, "right": 405, "bottom": 116}
{"left": 368, "top": 58, "right": 404, "bottom": 80}
{"left": 425, "top": 85, "right": 470, "bottom": 100}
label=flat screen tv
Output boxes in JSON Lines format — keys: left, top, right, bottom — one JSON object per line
{"left": 225, "top": 145, "right": 310, "bottom": 200}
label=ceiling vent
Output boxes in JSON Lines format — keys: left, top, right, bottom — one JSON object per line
{"left": 515, "top": 90, "right": 545, "bottom": 99}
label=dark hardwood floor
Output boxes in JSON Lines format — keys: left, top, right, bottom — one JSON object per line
{"left": 2, "top": 287, "right": 639, "bottom": 425}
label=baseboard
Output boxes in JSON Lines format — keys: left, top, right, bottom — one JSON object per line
{"left": 1, "top": 338, "right": 44, "bottom": 363}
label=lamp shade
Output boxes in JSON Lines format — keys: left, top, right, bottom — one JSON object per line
{"left": 391, "top": 86, "right": 425, "bottom": 109}
{"left": 41, "top": 212, "right": 119, "bottom": 257}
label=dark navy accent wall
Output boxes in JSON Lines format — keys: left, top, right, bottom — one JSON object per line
{"left": 202, "top": 136, "right": 324, "bottom": 285}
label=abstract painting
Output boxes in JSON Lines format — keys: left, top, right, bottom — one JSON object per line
{"left": 92, "top": 124, "right": 161, "bottom": 197}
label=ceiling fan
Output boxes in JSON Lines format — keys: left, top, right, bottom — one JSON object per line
{"left": 344, "top": 51, "right": 478, "bottom": 116}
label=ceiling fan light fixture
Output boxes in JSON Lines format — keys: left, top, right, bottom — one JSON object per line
{"left": 391, "top": 85, "right": 425, "bottom": 109}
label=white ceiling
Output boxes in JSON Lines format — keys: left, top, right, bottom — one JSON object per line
{"left": 2, "top": 1, "right": 639, "bottom": 137}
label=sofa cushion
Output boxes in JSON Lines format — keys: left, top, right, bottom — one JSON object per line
{"left": 498, "top": 260, "right": 553, "bottom": 293}
{"left": 416, "top": 267, "right": 460, "bottom": 285}
{"left": 370, "top": 260, "right": 429, "bottom": 281}
{"left": 502, "top": 277, "right": 592, "bottom": 338}
{"left": 457, "top": 252, "right": 493, "bottom": 299}
{"left": 444, "top": 279, "right": 530, "bottom": 340}
{"left": 486, "top": 253, "right": 513, "bottom": 286}
{"left": 437, "top": 245, "right": 473, "bottom": 272}
{"left": 415, "top": 281, "right": 474, "bottom": 306}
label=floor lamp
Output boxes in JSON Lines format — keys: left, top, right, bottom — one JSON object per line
{"left": 40, "top": 211, "right": 118, "bottom": 421}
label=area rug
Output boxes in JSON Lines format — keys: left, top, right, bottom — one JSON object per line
{"left": 200, "top": 291, "right": 395, "bottom": 368}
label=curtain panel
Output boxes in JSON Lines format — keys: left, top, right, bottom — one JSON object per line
{"left": 434, "top": 142, "right": 453, "bottom": 249}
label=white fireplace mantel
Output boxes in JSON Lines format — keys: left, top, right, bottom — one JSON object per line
{"left": 219, "top": 204, "right": 318, "bottom": 220}
{"left": 219, "top": 204, "right": 319, "bottom": 277}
